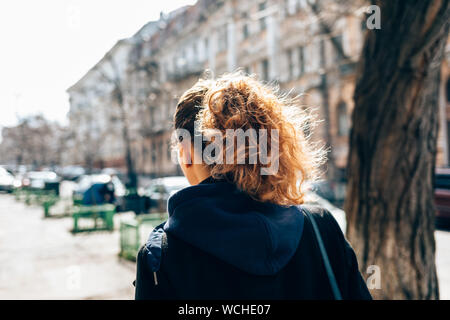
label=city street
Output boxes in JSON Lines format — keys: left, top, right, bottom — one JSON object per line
{"left": 0, "top": 194, "right": 136, "bottom": 299}
{"left": 0, "top": 193, "right": 449, "bottom": 300}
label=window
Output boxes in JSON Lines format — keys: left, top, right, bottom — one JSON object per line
{"left": 337, "top": 102, "right": 349, "bottom": 136}
{"left": 242, "top": 11, "right": 250, "bottom": 39}
{"left": 204, "top": 37, "right": 209, "bottom": 56}
{"left": 167, "top": 142, "right": 173, "bottom": 163}
{"left": 162, "top": 62, "right": 168, "bottom": 81}
{"left": 298, "top": 46, "right": 305, "bottom": 75}
{"left": 332, "top": 35, "right": 344, "bottom": 62}
{"left": 243, "top": 23, "right": 249, "bottom": 39}
{"left": 298, "top": 0, "right": 307, "bottom": 9}
{"left": 160, "top": 102, "right": 165, "bottom": 121}
{"left": 259, "top": 2, "right": 267, "bottom": 13}
{"left": 259, "top": 2, "right": 267, "bottom": 31}
{"left": 192, "top": 42, "right": 198, "bottom": 62}
{"left": 151, "top": 141, "right": 157, "bottom": 165}
{"left": 446, "top": 78, "right": 450, "bottom": 102}
{"left": 306, "top": 42, "right": 321, "bottom": 72}
{"left": 149, "top": 107, "right": 155, "bottom": 128}
{"left": 142, "top": 144, "right": 148, "bottom": 163}
{"left": 172, "top": 56, "right": 178, "bottom": 72}
{"left": 319, "top": 39, "right": 325, "bottom": 68}
{"left": 159, "top": 141, "right": 164, "bottom": 163}
{"left": 286, "top": 48, "right": 293, "bottom": 80}
{"left": 217, "top": 25, "right": 228, "bottom": 52}
{"left": 286, "top": 0, "right": 297, "bottom": 15}
{"left": 261, "top": 59, "right": 269, "bottom": 81}
{"left": 244, "top": 66, "right": 251, "bottom": 75}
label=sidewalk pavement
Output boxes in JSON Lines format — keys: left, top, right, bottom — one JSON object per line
{"left": 0, "top": 193, "right": 448, "bottom": 299}
{"left": 0, "top": 194, "right": 136, "bottom": 299}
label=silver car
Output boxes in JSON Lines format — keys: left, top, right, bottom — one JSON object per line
{"left": 0, "top": 167, "right": 15, "bottom": 192}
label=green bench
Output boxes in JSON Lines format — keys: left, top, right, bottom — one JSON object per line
{"left": 119, "top": 213, "right": 166, "bottom": 261}
{"left": 24, "top": 189, "right": 39, "bottom": 205}
{"left": 19, "top": 189, "right": 57, "bottom": 207}
{"left": 13, "top": 188, "right": 26, "bottom": 201}
{"left": 41, "top": 194, "right": 60, "bottom": 218}
{"left": 71, "top": 204, "right": 116, "bottom": 234}
{"left": 72, "top": 195, "right": 83, "bottom": 207}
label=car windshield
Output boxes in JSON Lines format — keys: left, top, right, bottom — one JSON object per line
{"left": 0, "top": 168, "right": 12, "bottom": 177}
{"left": 27, "top": 171, "right": 57, "bottom": 181}
{"left": 149, "top": 185, "right": 166, "bottom": 194}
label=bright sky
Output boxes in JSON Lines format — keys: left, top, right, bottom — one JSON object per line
{"left": 0, "top": 0, "right": 196, "bottom": 129}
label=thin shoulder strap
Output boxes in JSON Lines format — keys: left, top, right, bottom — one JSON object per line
{"left": 303, "top": 207, "right": 343, "bottom": 300}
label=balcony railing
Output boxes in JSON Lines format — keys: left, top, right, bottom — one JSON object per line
{"left": 166, "top": 61, "right": 205, "bottom": 81}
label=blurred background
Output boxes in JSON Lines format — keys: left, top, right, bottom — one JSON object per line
{"left": 0, "top": 0, "right": 449, "bottom": 299}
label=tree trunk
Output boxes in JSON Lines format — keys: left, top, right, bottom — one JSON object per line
{"left": 345, "top": 0, "right": 449, "bottom": 299}
{"left": 319, "top": 59, "right": 336, "bottom": 182}
{"left": 116, "top": 90, "right": 138, "bottom": 189}
{"left": 123, "top": 115, "right": 138, "bottom": 189}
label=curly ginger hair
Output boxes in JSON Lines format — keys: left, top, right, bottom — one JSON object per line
{"left": 174, "top": 71, "right": 325, "bottom": 206}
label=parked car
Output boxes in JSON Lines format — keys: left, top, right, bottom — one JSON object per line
{"left": 58, "top": 166, "right": 86, "bottom": 181}
{"left": 73, "top": 174, "right": 126, "bottom": 210}
{"left": 310, "top": 180, "right": 346, "bottom": 209}
{"left": 435, "top": 168, "right": 450, "bottom": 227}
{"left": 303, "top": 191, "right": 347, "bottom": 233}
{"left": 142, "top": 176, "right": 190, "bottom": 212}
{"left": 0, "top": 167, "right": 15, "bottom": 192}
{"left": 22, "top": 171, "right": 60, "bottom": 193}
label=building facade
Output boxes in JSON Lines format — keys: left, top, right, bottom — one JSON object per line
{"left": 67, "top": 0, "right": 450, "bottom": 181}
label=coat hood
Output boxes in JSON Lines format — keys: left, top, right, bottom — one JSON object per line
{"left": 147, "top": 176, "right": 305, "bottom": 276}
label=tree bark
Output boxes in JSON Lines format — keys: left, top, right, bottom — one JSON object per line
{"left": 345, "top": 0, "right": 449, "bottom": 299}
{"left": 115, "top": 87, "right": 138, "bottom": 189}
{"left": 319, "top": 40, "right": 336, "bottom": 182}
{"left": 101, "top": 55, "right": 139, "bottom": 190}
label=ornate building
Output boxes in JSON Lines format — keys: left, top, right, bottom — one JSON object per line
{"left": 67, "top": 0, "right": 450, "bottom": 182}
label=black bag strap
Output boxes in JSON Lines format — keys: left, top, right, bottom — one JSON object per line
{"left": 303, "top": 206, "right": 343, "bottom": 300}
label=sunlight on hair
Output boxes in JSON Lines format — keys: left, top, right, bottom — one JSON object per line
{"left": 193, "top": 71, "right": 327, "bottom": 206}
